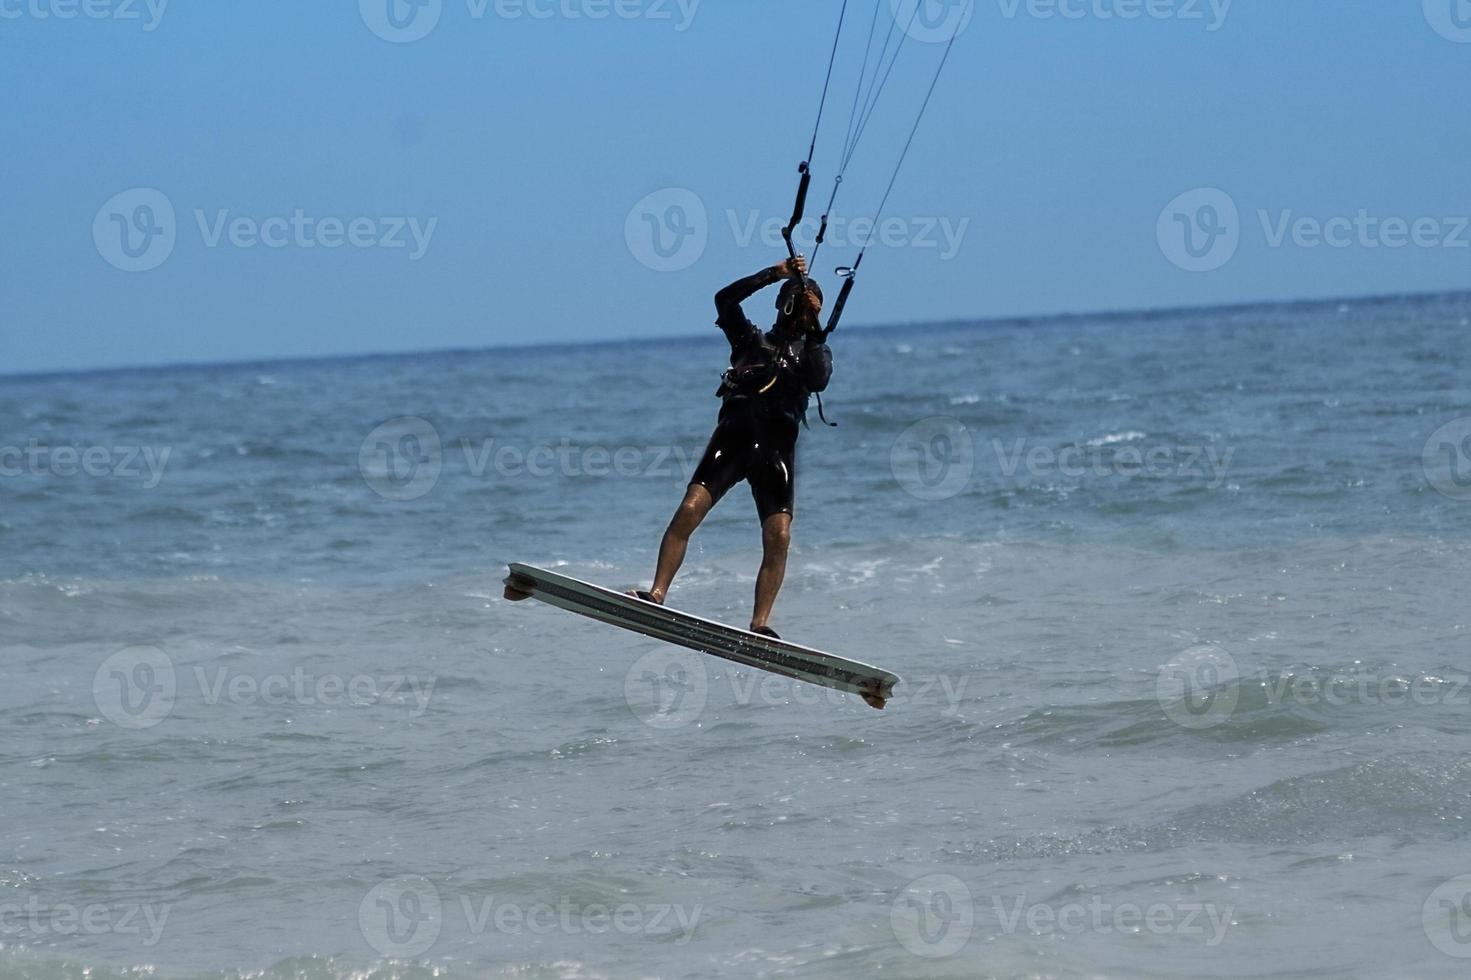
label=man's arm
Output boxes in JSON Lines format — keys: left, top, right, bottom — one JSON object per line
{"left": 714, "top": 259, "right": 806, "bottom": 350}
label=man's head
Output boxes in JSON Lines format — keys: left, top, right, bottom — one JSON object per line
{"left": 774, "top": 278, "right": 824, "bottom": 336}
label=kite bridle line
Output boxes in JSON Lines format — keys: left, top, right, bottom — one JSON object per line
{"left": 782, "top": 0, "right": 851, "bottom": 314}
{"left": 778, "top": 0, "right": 973, "bottom": 337}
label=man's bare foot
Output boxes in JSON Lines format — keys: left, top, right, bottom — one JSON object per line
{"left": 626, "top": 588, "right": 665, "bottom": 605}
{"left": 750, "top": 625, "right": 780, "bottom": 640}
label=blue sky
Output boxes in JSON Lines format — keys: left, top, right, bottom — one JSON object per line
{"left": 2, "top": 0, "right": 1467, "bottom": 375}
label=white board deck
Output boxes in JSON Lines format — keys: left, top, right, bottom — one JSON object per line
{"left": 503, "top": 563, "right": 899, "bottom": 709}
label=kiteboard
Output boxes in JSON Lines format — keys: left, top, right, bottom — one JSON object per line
{"left": 503, "top": 563, "right": 899, "bottom": 710}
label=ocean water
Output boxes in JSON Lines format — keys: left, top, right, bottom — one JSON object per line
{"left": 2, "top": 292, "right": 1470, "bottom": 979}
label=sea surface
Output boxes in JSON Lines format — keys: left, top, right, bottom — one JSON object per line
{"left": 2, "top": 293, "right": 1470, "bottom": 979}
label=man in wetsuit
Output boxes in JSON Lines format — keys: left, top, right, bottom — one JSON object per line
{"left": 631, "top": 256, "right": 832, "bottom": 637}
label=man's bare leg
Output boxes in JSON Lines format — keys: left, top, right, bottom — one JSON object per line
{"left": 750, "top": 512, "right": 792, "bottom": 632}
{"left": 645, "top": 484, "right": 715, "bottom": 604}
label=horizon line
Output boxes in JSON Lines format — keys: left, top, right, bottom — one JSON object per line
{"left": 5, "top": 285, "right": 1468, "bottom": 383}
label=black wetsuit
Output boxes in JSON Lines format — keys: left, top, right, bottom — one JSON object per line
{"left": 689, "top": 268, "right": 834, "bottom": 521}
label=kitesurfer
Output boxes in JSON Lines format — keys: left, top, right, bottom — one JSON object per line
{"left": 630, "top": 256, "right": 832, "bottom": 637}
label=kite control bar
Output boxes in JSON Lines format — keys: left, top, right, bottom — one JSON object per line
{"left": 781, "top": 160, "right": 813, "bottom": 310}
{"left": 823, "top": 262, "right": 858, "bottom": 339}
{"left": 782, "top": 158, "right": 856, "bottom": 339}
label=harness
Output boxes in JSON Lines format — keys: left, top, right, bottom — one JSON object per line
{"left": 716, "top": 339, "right": 837, "bottom": 427}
